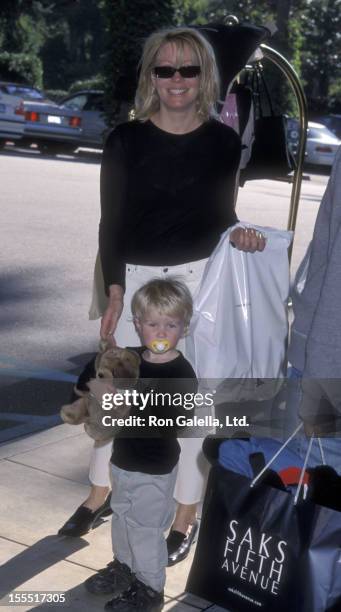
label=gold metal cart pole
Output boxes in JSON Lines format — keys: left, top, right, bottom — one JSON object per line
{"left": 260, "top": 44, "right": 308, "bottom": 261}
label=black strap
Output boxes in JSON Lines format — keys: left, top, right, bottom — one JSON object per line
{"left": 251, "top": 66, "right": 274, "bottom": 118}
{"left": 249, "top": 452, "right": 266, "bottom": 477}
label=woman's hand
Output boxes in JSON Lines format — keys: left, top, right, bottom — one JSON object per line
{"left": 100, "top": 284, "right": 124, "bottom": 344}
{"left": 230, "top": 227, "right": 266, "bottom": 252}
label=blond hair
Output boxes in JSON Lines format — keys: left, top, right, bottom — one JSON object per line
{"left": 131, "top": 277, "right": 193, "bottom": 326}
{"left": 134, "top": 27, "right": 220, "bottom": 122}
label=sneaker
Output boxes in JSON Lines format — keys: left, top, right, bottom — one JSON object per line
{"left": 85, "top": 559, "right": 133, "bottom": 595}
{"left": 104, "top": 578, "right": 164, "bottom": 611}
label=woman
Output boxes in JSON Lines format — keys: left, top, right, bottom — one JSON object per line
{"left": 59, "top": 26, "right": 265, "bottom": 564}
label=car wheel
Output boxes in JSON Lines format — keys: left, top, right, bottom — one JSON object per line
{"left": 40, "top": 142, "right": 76, "bottom": 155}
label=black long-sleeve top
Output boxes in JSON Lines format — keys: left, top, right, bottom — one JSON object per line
{"left": 111, "top": 347, "right": 198, "bottom": 474}
{"left": 99, "top": 118, "right": 241, "bottom": 292}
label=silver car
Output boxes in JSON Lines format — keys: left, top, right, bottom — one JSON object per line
{"left": 305, "top": 122, "right": 340, "bottom": 167}
{"left": 60, "top": 90, "right": 107, "bottom": 148}
{"left": 0, "top": 81, "right": 82, "bottom": 154}
{"left": 287, "top": 119, "right": 340, "bottom": 168}
{"left": 22, "top": 99, "right": 82, "bottom": 154}
{"left": 312, "top": 114, "right": 341, "bottom": 140}
{"left": 0, "top": 91, "right": 25, "bottom": 147}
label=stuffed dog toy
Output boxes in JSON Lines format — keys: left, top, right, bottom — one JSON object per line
{"left": 61, "top": 343, "right": 140, "bottom": 442}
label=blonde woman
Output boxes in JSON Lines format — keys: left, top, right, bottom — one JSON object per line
{"left": 59, "top": 25, "right": 265, "bottom": 576}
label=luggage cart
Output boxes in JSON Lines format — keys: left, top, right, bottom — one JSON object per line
{"left": 197, "top": 16, "right": 308, "bottom": 262}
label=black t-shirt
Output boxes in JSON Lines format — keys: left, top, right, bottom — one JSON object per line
{"left": 99, "top": 118, "right": 241, "bottom": 292}
{"left": 111, "top": 347, "right": 198, "bottom": 475}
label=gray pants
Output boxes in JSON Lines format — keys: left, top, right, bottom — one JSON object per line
{"left": 110, "top": 464, "right": 178, "bottom": 592}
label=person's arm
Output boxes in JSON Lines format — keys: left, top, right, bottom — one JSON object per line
{"left": 220, "top": 127, "right": 241, "bottom": 229}
{"left": 100, "top": 284, "right": 124, "bottom": 341}
{"left": 99, "top": 128, "right": 127, "bottom": 339}
{"left": 99, "top": 128, "right": 127, "bottom": 293}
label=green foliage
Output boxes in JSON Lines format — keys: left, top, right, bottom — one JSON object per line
{"left": 0, "top": 1, "right": 45, "bottom": 86}
{"left": 44, "top": 88, "right": 69, "bottom": 102}
{"left": 102, "top": 0, "right": 176, "bottom": 125}
{"left": 0, "top": 51, "right": 43, "bottom": 86}
{"left": 328, "top": 81, "right": 341, "bottom": 113}
{"left": 69, "top": 75, "right": 105, "bottom": 94}
{"left": 300, "top": 0, "right": 341, "bottom": 113}
{"left": 40, "top": 0, "right": 106, "bottom": 89}
{"left": 172, "top": 0, "right": 208, "bottom": 25}
{"left": 0, "top": 0, "right": 339, "bottom": 119}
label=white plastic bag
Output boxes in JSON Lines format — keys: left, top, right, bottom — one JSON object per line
{"left": 186, "top": 223, "right": 293, "bottom": 401}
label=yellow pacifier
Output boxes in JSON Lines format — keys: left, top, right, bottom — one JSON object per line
{"left": 149, "top": 339, "right": 171, "bottom": 353}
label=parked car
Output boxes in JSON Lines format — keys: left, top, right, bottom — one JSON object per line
{"left": 0, "top": 90, "right": 25, "bottom": 147}
{"left": 0, "top": 81, "right": 82, "bottom": 154}
{"left": 287, "top": 119, "right": 340, "bottom": 168}
{"left": 0, "top": 81, "right": 48, "bottom": 102}
{"left": 305, "top": 122, "right": 340, "bottom": 167}
{"left": 22, "top": 99, "right": 82, "bottom": 154}
{"left": 311, "top": 114, "right": 341, "bottom": 140}
{"left": 60, "top": 90, "right": 108, "bottom": 148}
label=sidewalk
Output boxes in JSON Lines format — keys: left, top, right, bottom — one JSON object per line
{"left": 0, "top": 423, "right": 226, "bottom": 611}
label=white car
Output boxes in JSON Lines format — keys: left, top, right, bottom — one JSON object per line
{"left": 305, "top": 122, "right": 340, "bottom": 167}
{"left": 0, "top": 91, "right": 25, "bottom": 147}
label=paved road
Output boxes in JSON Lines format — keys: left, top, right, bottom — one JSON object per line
{"left": 0, "top": 145, "right": 329, "bottom": 442}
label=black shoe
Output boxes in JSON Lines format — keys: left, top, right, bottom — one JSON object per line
{"left": 167, "top": 520, "right": 199, "bottom": 566}
{"left": 58, "top": 493, "right": 112, "bottom": 537}
{"left": 104, "top": 579, "right": 164, "bottom": 611}
{"left": 85, "top": 558, "right": 133, "bottom": 595}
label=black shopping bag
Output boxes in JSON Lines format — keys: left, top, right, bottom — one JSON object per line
{"left": 240, "top": 68, "right": 295, "bottom": 183}
{"left": 186, "top": 464, "right": 341, "bottom": 612}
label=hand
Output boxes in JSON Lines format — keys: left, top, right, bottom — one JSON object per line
{"left": 100, "top": 301, "right": 123, "bottom": 344}
{"left": 100, "top": 286, "right": 124, "bottom": 343}
{"left": 230, "top": 227, "right": 266, "bottom": 253}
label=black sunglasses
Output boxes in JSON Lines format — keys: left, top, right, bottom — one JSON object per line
{"left": 152, "top": 65, "right": 201, "bottom": 79}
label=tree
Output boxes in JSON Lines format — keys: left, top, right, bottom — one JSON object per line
{"left": 40, "top": 0, "right": 106, "bottom": 90}
{"left": 0, "top": 0, "right": 46, "bottom": 86}
{"left": 102, "top": 0, "right": 176, "bottom": 125}
{"left": 300, "top": 0, "right": 341, "bottom": 112}
{"left": 176, "top": 0, "right": 340, "bottom": 114}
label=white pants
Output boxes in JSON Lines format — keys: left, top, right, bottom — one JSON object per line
{"left": 88, "top": 259, "right": 210, "bottom": 504}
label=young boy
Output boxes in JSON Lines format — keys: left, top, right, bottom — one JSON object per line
{"left": 85, "top": 277, "right": 197, "bottom": 612}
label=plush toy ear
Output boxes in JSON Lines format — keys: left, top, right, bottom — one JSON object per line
{"left": 96, "top": 346, "right": 120, "bottom": 372}
{"left": 95, "top": 339, "right": 110, "bottom": 370}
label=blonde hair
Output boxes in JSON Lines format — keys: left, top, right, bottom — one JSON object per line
{"left": 134, "top": 27, "right": 220, "bottom": 122}
{"left": 131, "top": 277, "right": 193, "bottom": 326}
